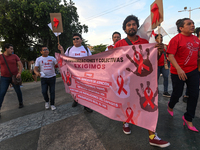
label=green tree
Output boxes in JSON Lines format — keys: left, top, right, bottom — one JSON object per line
{"left": 0, "top": 0, "right": 88, "bottom": 60}
{"left": 92, "top": 44, "right": 107, "bottom": 55}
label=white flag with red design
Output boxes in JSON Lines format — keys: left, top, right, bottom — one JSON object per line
{"left": 137, "top": 15, "right": 168, "bottom": 43}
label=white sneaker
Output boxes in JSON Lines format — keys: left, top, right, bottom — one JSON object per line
{"left": 45, "top": 102, "right": 49, "bottom": 109}
{"left": 51, "top": 105, "right": 56, "bottom": 111}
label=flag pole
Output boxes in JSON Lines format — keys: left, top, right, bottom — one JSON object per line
{"left": 57, "top": 33, "right": 60, "bottom": 44}
{"left": 158, "top": 25, "right": 161, "bottom": 43}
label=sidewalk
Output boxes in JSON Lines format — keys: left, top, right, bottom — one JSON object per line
{"left": 0, "top": 77, "right": 200, "bottom": 150}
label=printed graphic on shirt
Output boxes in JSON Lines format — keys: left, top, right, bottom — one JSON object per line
{"left": 35, "top": 56, "right": 57, "bottom": 78}
{"left": 184, "top": 42, "right": 199, "bottom": 65}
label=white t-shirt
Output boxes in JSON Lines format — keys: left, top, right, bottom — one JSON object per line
{"left": 64, "top": 45, "right": 92, "bottom": 57}
{"left": 35, "top": 56, "right": 57, "bottom": 78}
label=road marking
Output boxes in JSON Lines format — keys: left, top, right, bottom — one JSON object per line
{"left": 0, "top": 103, "right": 82, "bottom": 142}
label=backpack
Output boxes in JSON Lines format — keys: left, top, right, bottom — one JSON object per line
{"left": 124, "top": 37, "right": 133, "bottom": 45}
{"left": 67, "top": 46, "right": 89, "bottom": 56}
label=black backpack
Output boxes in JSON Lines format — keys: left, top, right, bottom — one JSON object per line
{"left": 67, "top": 46, "right": 89, "bottom": 56}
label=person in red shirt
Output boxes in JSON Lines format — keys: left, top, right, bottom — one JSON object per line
{"left": 105, "top": 32, "right": 121, "bottom": 51}
{"left": 156, "top": 34, "right": 171, "bottom": 97}
{"left": 0, "top": 43, "right": 24, "bottom": 114}
{"left": 182, "top": 27, "right": 200, "bottom": 103}
{"left": 167, "top": 18, "right": 200, "bottom": 132}
{"left": 196, "top": 27, "right": 200, "bottom": 40}
{"left": 114, "top": 15, "right": 170, "bottom": 148}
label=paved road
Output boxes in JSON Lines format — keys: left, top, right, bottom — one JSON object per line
{"left": 0, "top": 77, "right": 200, "bottom": 150}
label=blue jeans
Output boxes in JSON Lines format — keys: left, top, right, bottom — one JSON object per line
{"left": 0, "top": 76, "right": 23, "bottom": 108}
{"left": 168, "top": 69, "right": 199, "bottom": 122}
{"left": 158, "top": 65, "right": 169, "bottom": 93}
{"left": 41, "top": 76, "right": 56, "bottom": 105}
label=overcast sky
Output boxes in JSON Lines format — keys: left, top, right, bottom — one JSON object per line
{"left": 70, "top": 0, "right": 200, "bottom": 46}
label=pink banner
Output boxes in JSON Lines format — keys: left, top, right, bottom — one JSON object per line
{"left": 55, "top": 43, "right": 158, "bottom": 132}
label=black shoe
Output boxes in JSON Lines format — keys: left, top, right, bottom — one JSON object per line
{"left": 163, "top": 92, "right": 171, "bottom": 98}
{"left": 72, "top": 100, "right": 78, "bottom": 107}
{"left": 19, "top": 103, "right": 24, "bottom": 108}
{"left": 183, "top": 96, "right": 188, "bottom": 103}
{"left": 84, "top": 106, "right": 93, "bottom": 113}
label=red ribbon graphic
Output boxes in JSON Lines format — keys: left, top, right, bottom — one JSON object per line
{"left": 143, "top": 87, "right": 154, "bottom": 109}
{"left": 117, "top": 75, "right": 127, "bottom": 95}
{"left": 125, "top": 107, "right": 135, "bottom": 124}
{"left": 58, "top": 58, "right": 63, "bottom": 67}
{"left": 133, "top": 51, "right": 149, "bottom": 74}
{"left": 61, "top": 73, "right": 65, "bottom": 81}
{"left": 66, "top": 73, "right": 71, "bottom": 84}
{"left": 53, "top": 17, "right": 59, "bottom": 28}
{"left": 151, "top": 30, "right": 157, "bottom": 37}
{"left": 151, "top": 3, "right": 160, "bottom": 25}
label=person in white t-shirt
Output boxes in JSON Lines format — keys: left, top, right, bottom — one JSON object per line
{"left": 34, "top": 46, "right": 58, "bottom": 111}
{"left": 58, "top": 33, "right": 93, "bottom": 113}
{"left": 105, "top": 31, "right": 121, "bottom": 51}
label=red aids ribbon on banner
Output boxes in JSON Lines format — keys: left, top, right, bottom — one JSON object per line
{"left": 143, "top": 87, "right": 154, "bottom": 109}
{"left": 151, "top": 3, "right": 160, "bottom": 25}
{"left": 133, "top": 51, "right": 149, "bottom": 74}
{"left": 58, "top": 58, "right": 63, "bottom": 67}
{"left": 66, "top": 73, "right": 71, "bottom": 84}
{"left": 125, "top": 107, "right": 135, "bottom": 124}
{"left": 53, "top": 17, "right": 59, "bottom": 28}
{"left": 117, "top": 75, "right": 127, "bottom": 95}
{"left": 61, "top": 73, "right": 65, "bottom": 81}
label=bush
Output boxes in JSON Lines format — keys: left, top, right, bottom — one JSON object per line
{"left": 21, "top": 70, "right": 33, "bottom": 82}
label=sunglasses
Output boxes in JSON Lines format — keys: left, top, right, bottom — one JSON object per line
{"left": 73, "top": 38, "right": 80, "bottom": 40}
{"left": 42, "top": 49, "right": 49, "bottom": 51}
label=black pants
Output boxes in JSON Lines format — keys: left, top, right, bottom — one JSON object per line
{"left": 41, "top": 76, "right": 56, "bottom": 105}
{"left": 169, "top": 69, "right": 199, "bottom": 122}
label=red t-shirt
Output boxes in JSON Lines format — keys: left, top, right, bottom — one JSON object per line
{"left": 0, "top": 54, "right": 20, "bottom": 77}
{"left": 167, "top": 33, "right": 200, "bottom": 74}
{"left": 158, "top": 46, "right": 167, "bottom": 66}
{"left": 114, "top": 36, "right": 149, "bottom": 48}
